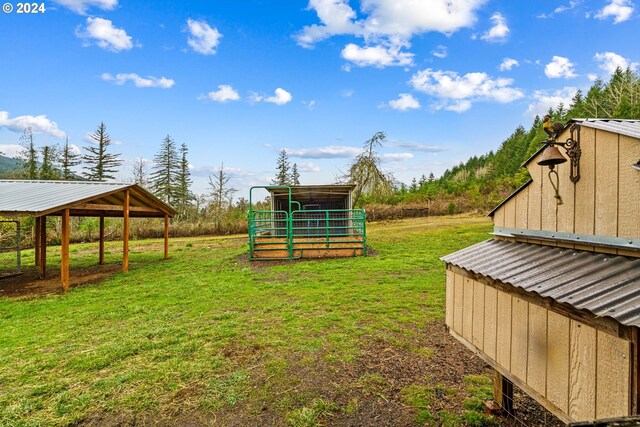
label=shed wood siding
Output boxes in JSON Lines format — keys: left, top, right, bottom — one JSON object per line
{"left": 445, "top": 270, "right": 632, "bottom": 422}
{"left": 491, "top": 127, "right": 640, "bottom": 257}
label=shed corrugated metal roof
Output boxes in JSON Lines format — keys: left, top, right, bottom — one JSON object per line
{"left": 573, "top": 118, "right": 640, "bottom": 139}
{"left": 441, "top": 239, "right": 640, "bottom": 328}
{"left": 0, "top": 180, "right": 174, "bottom": 215}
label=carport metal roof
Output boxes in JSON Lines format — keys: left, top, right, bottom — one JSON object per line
{"left": 0, "top": 180, "right": 175, "bottom": 218}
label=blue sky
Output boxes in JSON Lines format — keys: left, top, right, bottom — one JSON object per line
{"left": 0, "top": 0, "right": 638, "bottom": 197}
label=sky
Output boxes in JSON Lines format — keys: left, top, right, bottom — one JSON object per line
{"left": 0, "top": 0, "right": 638, "bottom": 198}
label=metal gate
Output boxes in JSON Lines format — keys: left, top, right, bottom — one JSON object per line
{"left": 0, "top": 220, "right": 21, "bottom": 278}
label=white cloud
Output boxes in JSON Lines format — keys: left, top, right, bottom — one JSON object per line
{"left": 101, "top": 73, "right": 175, "bottom": 88}
{"left": 51, "top": 0, "right": 117, "bottom": 14}
{"left": 250, "top": 88, "right": 293, "bottom": 105}
{"left": 0, "top": 111, "right": 66, "bottom": 138}
{"left": 287, "top": 145, "right": 361, "bottom": 159}
{"left": 341, "top": 41, "right": 414, "bottom": 68}
{"left": 381, "top": 153, "right": 414, "bottom": 161}
{"left": 594, "top": 51, "right": 639, "bottom": 75}
{"left": 588, "top": 73, "right": 599, "bottom": 81}
{"left": 538, "top": 0, "right": 580, "bottom": 18}
{"left": 394, "top": 142, "right": 446, "bottom": 153}
{"left": 297, "top": 161, "right": 321, "bottom": 172}
{"left": 595, "top": 0, "right": 634, "bottom": 23}
{"left": 0, "top": 144, "right": 25, "bottom": 158}
{"left": 481, "top": 12, "right": 510, "bottom": 42}
{"left": 200, "top": 84, "right": 240, "bottom": 102}
{"left": 499, "top": 57, "right": 519, "bottom": 71}
{"left": 186, "top": 19, "right": 222, "bottom": 55}
{"left": 526, "top": 87, "right": 578, "bottom": 118}
{"left": 409, "top": 68, "right": 524, "bottom": 112}
{"left": 303, "top": 100, "right": 317, "bottom": 110}
{"left": 76, "top": 17, "right": 134, "bottom": 52}
{"left": 544, "top": 56, "right": 577, "bottom": 78}
{"left": 388, "top": 93, "right": 421, "bottom": 111}
{"left": 295, "top": 0, "right": 485, "bottom": 67}
{"left": 342, "top": 89, "right": 355, "bottom": 97}
{"left": 432, "top": 45, "right": 447, "bottom": 58}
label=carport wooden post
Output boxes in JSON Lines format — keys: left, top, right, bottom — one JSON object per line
{"left": 123, "top": 190, "right": 130, "bottom": 273}
{"left": 99, "top": 216, "right": 105, "bottom": 265}
{"left": 34, "top": 216, "right": 41, "bottom": 266}
{"left": 39, "top": 216, "right": 46, "bottom": 279}
{"left": 164, "top": 214, "right": 169, "bottom": 259}
{"left": 61, "top": 209, "right": 70, "bottom": 292}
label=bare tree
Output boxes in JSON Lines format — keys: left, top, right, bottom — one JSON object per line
{"left": 343, "top": 131, "right": 394, "bottom": 206}
{"left": 208, "top": 163, "right": 237, "bottom": 231}
{"left": 131, "top": 157, "right": 149, "bottom": 187}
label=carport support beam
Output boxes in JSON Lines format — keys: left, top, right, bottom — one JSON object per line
{"left": 99, "top": 216, "right": 105, "bottom": 265}
{"left": 61, "top": 209, "right": 70, "bottom": 292}
{"left": 34, "top": 216, "right": 41, "bottom": 266}
{"left": 164, "top": 214, "right": 169, "bottom": 260}
{"left": 39, "top": 216, "right": 46, "bottom": 279}
{"left": 123, "top": 190, "right": 129, "bottom": 273}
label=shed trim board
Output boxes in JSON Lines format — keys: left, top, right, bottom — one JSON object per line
{"left": 0, "top": 180, "right": 176, "bottom": 291}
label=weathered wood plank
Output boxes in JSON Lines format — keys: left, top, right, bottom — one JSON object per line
{"left": 511, "top": 296, "right": 529, "bottom": 380}
{"left": 472, "top": 281, "right": 485, "bottom": 350}
{"left": 547, "top": 311, "right": 570, "bottom": 414}
{"left": 595, "top": 131, "right": 619, "bottom": 237}
{"left": 556, "top": 154, "right": 575, "bottom": 233}
{"left": 527, "top": 157, "right": 543, "bottom": 230}
{"left": 569, "top": 320, "right": 597, "bottom": 421}
{"left": 496, "top": 290, "right": 512, "bottom": 370}
{"left": 527, "top": 303, "right": 547, "bottom": 396}
{"left": 494, "top": 206, "right": 505, "bottom": 227}
{"left": 574, "top": 127, "right": 596, "bottom": 236}
{"left": 462, "top": 277, "right": 474, "bottom": 342}
{"left": 484, "top": 285, "right": 498, "bottom": 361}
{"left": 453, "top": 273, "right": 464, "bottom": 335}
{"left": 504, "top": 198, "right": 516, "bottom": 229}
{"left": 515, "top": 185, "right": 529, "bottom": 229}
{"left": 596, "top": 331, "right": 631, "bottom": 419}
{"left": 445, "top": 270, "right": 454, "bottom": 328}
{"left": 618, "top": 135, "right": 640, "bottom": 239}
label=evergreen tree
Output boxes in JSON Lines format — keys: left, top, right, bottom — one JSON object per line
{"left": 150, "top": 135, "right": 180, "bottom": 204}
{"left": 175, "top": 142, "right": 194, "bottom": 214}
{"left": 60, "top": 137, "right": 81, "bottom": 180}
{"left": 19, "top": 128, "right": 38, "bottom": 179}
{"left": 39, "top": 145, "right": 59, "bottom": 180}
{"left": 344, "top": 131, "right": 394, "bottom": 206}
{"left": 272, "top": 149, "right": 290, "bottom": 185}
{"left": 428, "top": 172, "right": 435, "bottom": 183}
{"left": 82, "top": 122, "right": 122, "bottom": 181}
{"left": 291, "top": 163, "right": 300, "bottom": 185}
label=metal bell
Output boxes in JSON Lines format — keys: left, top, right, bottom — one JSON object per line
{"left": 537, "top": 144, "right": 567, "bottom": 167}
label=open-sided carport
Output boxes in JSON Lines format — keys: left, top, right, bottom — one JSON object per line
{"left": 0, "top": 180, "right": 176, "bottom": 292}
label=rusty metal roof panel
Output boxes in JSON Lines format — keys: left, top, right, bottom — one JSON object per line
{"left": 0, "top": 180, "right": 175, "bottom": 216}
{"left": 441, "top": 239, "right": 640, "bottom": 328}
{"left": 572, "top": 118, "right": 640, "bottom": 139}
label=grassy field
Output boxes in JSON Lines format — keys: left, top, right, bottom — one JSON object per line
{"left": 0, "top": 215, "right": 496, "bottom": 426}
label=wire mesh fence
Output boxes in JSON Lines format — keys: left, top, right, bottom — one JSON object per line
{"left": 0, "top": 220, "right": 21, "bottom": 278}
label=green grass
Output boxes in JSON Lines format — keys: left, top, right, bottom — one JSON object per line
{"left": 0, "top": 215, "right": 491, "bottom": 426}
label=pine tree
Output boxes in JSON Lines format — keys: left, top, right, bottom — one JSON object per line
{"left": 291, "top": 163, "right": 300, "bottom": 185}
{"left": 39, "top": 145, "right": 60, "bottom": 180}
{"left": 60, "top": 137, "right": 81, "bottom": 180}
{"left": 82, "top": 122, "right": 122, "bottom": 181}
{"left": 175, "top": 142, "right": 194, "bottom": 215}
{"left": 19, "top": 128, "right": 38, "bottom": 179}
{"left": 272, "top": 149, "right": 290, "bottom": 185}
{"left": 150, "top": 135, "right": 180, "bottom": 204}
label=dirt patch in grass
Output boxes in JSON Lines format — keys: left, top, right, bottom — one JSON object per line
{"left": 0, "top": 265, "right": 121, "bottom": 298}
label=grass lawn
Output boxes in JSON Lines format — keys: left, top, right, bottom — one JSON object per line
{"left": 0, "top": 214, "right": 496, "bottom": 426}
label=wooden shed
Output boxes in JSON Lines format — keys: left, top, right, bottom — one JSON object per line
{"left": 441, "top": 119, "right": 640, "bottom": 424}
{"left": 0, "top": 180, "right": 176, "bottom": 292}
{"left": 248, "top": 185, "right": 366, "bottom": 260}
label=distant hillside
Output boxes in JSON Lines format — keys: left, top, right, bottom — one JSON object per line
{"left": 0, "top": 155, "right": 23, "bottom": 178}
